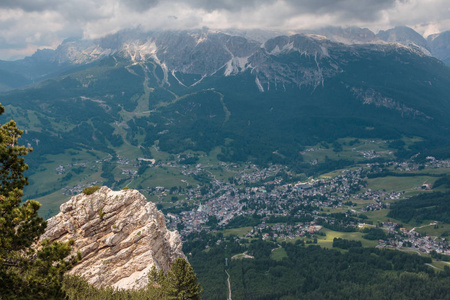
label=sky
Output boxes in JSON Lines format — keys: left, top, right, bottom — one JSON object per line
{"left": 0, "top": 0, "right": 449, "bottom": 60}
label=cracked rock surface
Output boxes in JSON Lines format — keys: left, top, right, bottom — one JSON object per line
{"left": 41, "top": 186, "right": 185, "bottom": 289}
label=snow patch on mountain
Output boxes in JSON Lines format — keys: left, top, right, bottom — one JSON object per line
{"left": 224, "top": 56, "right": 249, "bottom": 76}
{"left": 122, "top": 40, "right": 158, "bottom": 62}
{"left": 255, "top": 76, "right": 264, "bottom": 92}
{"left": 171, "top": 70, "right": 187, "bottom": 87}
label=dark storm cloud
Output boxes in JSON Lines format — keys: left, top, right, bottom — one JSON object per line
{"left": 0, "top": 0, "right": 404, "bottom": 21}
{"left": 154, "top": 0, "right": 404, "bottom": 21}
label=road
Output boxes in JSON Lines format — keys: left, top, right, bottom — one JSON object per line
{"left": 225, "top": 270, "right": 232, "bottom": 300}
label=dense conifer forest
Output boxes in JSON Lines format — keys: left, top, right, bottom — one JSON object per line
{"left": 184, "top": 232, "right": 450, "bottom": 299}
{"left": 388, "top": 192, "right": 450, "bottom": 224}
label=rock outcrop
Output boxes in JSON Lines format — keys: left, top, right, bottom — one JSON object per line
{"left": 41, "top": 186, "right": 185, "bottom": 290}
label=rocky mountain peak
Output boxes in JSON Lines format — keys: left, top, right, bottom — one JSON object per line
{"left": 303, "top": 26, "right": 380, "bottom": 44}
{"left": 427, "top": 31, "right": 450, "bottom": 66}
{"left": 40, "top": 186, "right": 185, "bottom": 290}
{"left": 377, "top": 26, "right": 431, "bottom": 55}
{"left": 263, "top": 34, "right": 327, "bottom": 56}
{"left": 1, "top": 27, "right": 449, "bottom": 94}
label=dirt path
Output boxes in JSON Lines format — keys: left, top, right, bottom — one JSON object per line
{"left": 225, "top": 270, "right": 232, "bottom": 300}
{"left": 410, "top": 222, "right": 436, "bottom": 233}
{"left": 426, "top": 263, "right": 440, "bottom": 270}
{"left": 271, "top": 244, "right": 282, "bottom": 252}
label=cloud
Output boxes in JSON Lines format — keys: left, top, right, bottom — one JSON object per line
{"left": 0, "top": 0, "right": 60, "bottom": 12}
{"left": 0, "top": 0, "right": 448, "bottom": 60}
{"left": 284, "top": 0, "right": 400, "bottom": 21}
{"left": 183, "top": 0, "right": 276, "bottom": 12}
{"left": 119, "top": 0, "right": 159, "bottom": 12}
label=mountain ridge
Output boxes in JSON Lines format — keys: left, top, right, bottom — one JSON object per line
{"left": 0, "top": 26, "right": 449, "bottom": 92}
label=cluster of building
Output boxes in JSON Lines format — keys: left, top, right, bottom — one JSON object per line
{"left": 377, "top": 222, "right": 450, "bottom": 255}
{"left": 54, "top": 149, "right": 450, "bottom": 254}
{"left": 393, "top": 156, "right": 450, "bottom": 171}
{"left": 355, "top": 189, "right": 403, "bottom": 211}
{"left": 246, "top": 222, "right": 323, "bottom": 240}
{"left": 163, "top": 166, "right": 371, "bottom": 235}
{"left": 158, "top": 158, "right": 450, "bottom": 257}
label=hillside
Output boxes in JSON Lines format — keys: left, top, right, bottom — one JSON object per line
{"left": 0, "top": 29, "right": 449, "bottom": 216}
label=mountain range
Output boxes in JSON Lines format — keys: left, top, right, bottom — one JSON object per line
{"left": 0, "top": 26, "right": 449, "bottom": 92}
{"left": 0, "top": 26, "right": 449, "bottom": 212}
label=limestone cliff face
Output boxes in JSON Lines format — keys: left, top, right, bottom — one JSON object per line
{"left": 41, "top": 186, "right": 185, "bottom": 290}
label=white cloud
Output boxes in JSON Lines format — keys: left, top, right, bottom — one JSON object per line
{"left": 0, "top": 0, "right": 448, "bottom": 60}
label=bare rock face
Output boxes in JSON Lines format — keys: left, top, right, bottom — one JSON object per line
{"left": 41, "top": 186, "right": 185, "bottom": 290}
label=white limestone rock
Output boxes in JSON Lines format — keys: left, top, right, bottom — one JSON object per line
{"left": 41, "top": 186, "right": 185, "bottom": 290}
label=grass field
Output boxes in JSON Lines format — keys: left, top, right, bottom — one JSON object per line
{"left": 270, "top": 247, "right": 288, "bottom": 261}
{"left": 366, "top": 176, "right": 439, "bottom": 193}
{"left": 302, "top": 138, "right": 394, "bottom": 165}
{"left": 25, "top": 143, "right": 243, "bottom": 218}
{"left": 362, "top": 209, "right": 405, "bottom": 226}
{"left": 397, "top": 167, "right": 450, "bottom": 176}
{"left": 232, "top": 252, "right": 255, "bottom": 260}
{"left": 317, "top": 228, "right": 379, "bottom": 249}
{"left": 222, "top": 227, "right": 253, "bottom": 237}
{"left": 414, "top": 223, "right": 450, "bottom": 237}
{"left": 399, "top": 248, "right": 430, "bottom": 258}
{"left": 135, "top": 167, "right": 194, "bottom": 189}
{"left": 114, "top": 141, "right": 145, "bottom": 159}
{"left": 430, "top": 261, "right": 450, "bottom": 271}
{"left": 360, "top": 206, "right": 450, "bottom": 237}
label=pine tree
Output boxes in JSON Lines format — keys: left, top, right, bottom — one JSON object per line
{"left": 148, "top": 258, "right": 202, "bottom": 300}
{"left": 0, "top": 105, "right": 76, "bottom": 299}
{"left": 166, "top": 258, "right": 202, "bottom": 300}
